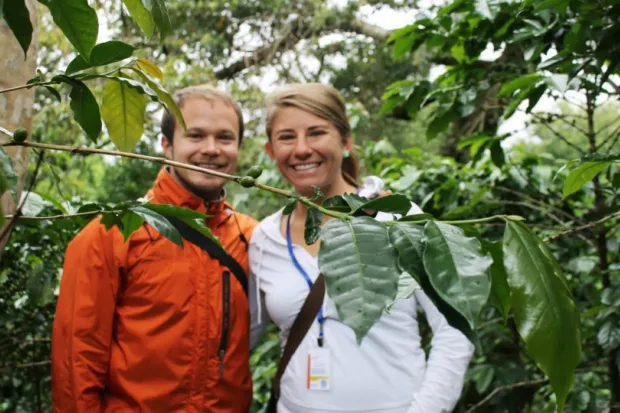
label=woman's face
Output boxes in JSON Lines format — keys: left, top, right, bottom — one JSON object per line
{"left": 265, "top": 106, "right": 352, "bottom": 196}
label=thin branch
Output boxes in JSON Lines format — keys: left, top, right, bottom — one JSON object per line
{"left": 545, "top": 210, "right": 620, "bottom": 242}
{"left": 596, "top": 117, "right": 620, "bottom": 136}
{"left": 5, "top": 210, "right": 112, "bottom": 221}
{"left": 532, "top": 113, "right": 587, "bottom": 155}
{"left": 0, "top": 151, "right": 45, "bottom": 243}
{"left": 494, "top": 186, "right": 584, "bottom": 225}
{"left": 464, "top": 379, "right": 548, "bottom": 413}
{"left": 0, "top": 82, "right": 47, "bottom": 95}
{"left": 598, "top": 122, "right": 620, "bottom": 151}
{"left": 555, "top": 115, "right": 590, "bottom": 137}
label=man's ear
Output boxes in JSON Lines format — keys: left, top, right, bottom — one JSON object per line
{"left": 161, "top": 135, "right": 173, "bottom": 159}
{"left": 264, "top": 141, "right": 275, "bottom": 161}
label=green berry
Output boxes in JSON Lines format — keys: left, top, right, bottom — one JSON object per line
{"left": 13, "top": 128, "right": 28, "bottom": 143}
{"left": 246, "top": 165, "right": 263, "bottom": 179}
{"left": 239, "top": 176, "right": 256, "bottom": 188}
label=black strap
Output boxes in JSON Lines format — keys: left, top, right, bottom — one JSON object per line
{"left": 167, "top": 216, "right": 248, "bottom": 296}
{"left": 267, "top": 273, "right": 325, "bottom": 412}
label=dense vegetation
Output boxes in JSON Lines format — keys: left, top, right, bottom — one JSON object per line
{"left": 1, "top": 0, "right": 619, "bottom": 412}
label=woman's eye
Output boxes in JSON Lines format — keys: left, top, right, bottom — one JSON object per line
{"left": 279, "top": 134, "right": 295, "bottom": 140}
{"left": 309, "top": 129, "right": 326, "bottom": 136}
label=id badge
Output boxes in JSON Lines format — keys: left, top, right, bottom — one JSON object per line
{"left": 307, "top": 347, "right": 331, "bottom": 391}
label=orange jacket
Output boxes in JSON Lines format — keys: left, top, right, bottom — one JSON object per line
{"left": 51, "top": 168, "right": 257, "bottom": 413}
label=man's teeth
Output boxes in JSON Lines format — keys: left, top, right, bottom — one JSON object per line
{"left": 294, "top": 163, "right": 319, "bottom": 171}
{"left": 196, "top": 164, "right": 222, "bottom": 169}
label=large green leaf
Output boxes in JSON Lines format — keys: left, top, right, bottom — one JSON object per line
{"left": 65, "top": 40, "right": 136, "bottom": 74}
{"left": 422, "top": 220, "right": 492, "bottom": 329}
{"left": 3, "top": 0, "right": 33, "bottom": 56}
{"left": 563, "top": 161, "right": 611, "bottom": 198}
{"left": 304, "top": 207, "right": 322, "bottom": 245}
{"left": 130, "top": 206, "right": 182, "bottom": 246}
{"left": 318, "top": 217, "right": 400, "bottom": 342}
{"left": 386, "top": 272, "right": 421, "bottom": 312}
{"left": 69, "top": 79, "right": 102, "bottom": 141}
{"left": 129, "top": 66, "right": 187, "bottom": 130}
{"left": 388, "top": 222, "right": 473, "bottom": 338}
{"left": 141, "top": 203, "right": 220, "bottom": 247}
{"left": 101, "top": 78, "right": 148, "bottom": 152}
{"left": 145, "top": 0, "right": 171, "bottom": 40}
{"left": 122, "top": 0, "right": 155, "bottom": 39}
{"left": 503, "top": 221, "right": 581, "bottom": 412}
{"left": 45, "top": 0, "right": 98, "bottom": 61}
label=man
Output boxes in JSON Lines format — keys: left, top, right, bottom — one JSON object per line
{"left": 51, "top": 85, "right": 258, "bottom": 412}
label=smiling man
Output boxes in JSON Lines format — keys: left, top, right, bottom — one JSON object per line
{"left": 51, "top": 85, "right": 258, "bottom": 413}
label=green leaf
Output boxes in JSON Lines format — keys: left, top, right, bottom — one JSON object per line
{"left": 397, "top": 213, "right": 434, "bottom": 222}
{"left": 141, "top": 202, "right": 220, "bottom": 246}
{"left": 341, "top": 193, "right": 370, "bottom": 212}
{"left": 130, "top": 205, "right": 183, "bottom": 247}
{"left": 468, "top": 364, "right": 495, "bottom": 394}
{"left": 2, "top": 0, "right": 33, "bottom": 56}
{"left": 440, "top": 188, "right": 488, "bottom": 220}
{"left": 388, "top": 222, "right": 472, "bottom": 338}
{"left": 20, "top": 192, "right": 46, "bottom": 217}
{"left": 423, "top": 220, "right": 492, "bottom": 329}
{"left": 537, "top": 54, "right": 570, "bottom": 71}
{"left": 322, "top": 196, "right": 352, "bottom": 213}
{"left": 122, "top": 0, "right": 155, "bottom": 39}
{"left": 598, "top": 321, "right": 620, "bottom": 354}
{"left": 135, "top": 57, "right": 163, "bottom": 79}
{"left": 0, "top": 147, "right": 18, "bottom": 201}
{"left": 283, "top": 198, "right": 299, "bottom": 215}
{"left": 145, "top": 0, "right": 172, "bottom": 40}
{"left": 120, "top": 211, "right": 145, "bottom": 241}
{"left": 503, "top": 221, "right": 581, "bottom": 412}
{"left": 534, "top": 0, "right": 569, "bottom": 13}
{"left": 318, "top": 217, "right": 400, "bottom": 342}
{"left": 129, "top": 66, "right": 187, "bottom": 130}
{"left": 45, "top": 0, "right": 99, "bottom": 61}
{"left": 386, "top": 272, "right": 421, "bottom": 312}
{"left": 580, "top": 153, "right": 620, "bottom": 162}
{"left": 101, "top": 78, "right": 148, "bottom": 152}
{"left": 392, "top": 33, "right": 417, "bottom": 59}
{"left": 304, "top": 207, "right": 322, "bottom": 245}
{"left": 427, "top": 106, "right": 459, "bottom": 141}
{"left": 498, "top": 74, "right": 543, "bottom": 97}
{"left": 484, "top": 241, "right": 511, "bottom": 321}
{"left": 490, "top": 140, "right": 505, "bottom": 168}
{"left": 350, "top": 194, "right": 412, "bottom": 216}
{"left": 65, "top": 40, "right": 136, "bottom": 74}
{"left": 503, "top": 87, "right": 532, "bottom": 119}
{"left": 44, "top": 86, "right": 62, "bottom": 102}
{"left": 69, "top": 79, "right": 102, "bottom": 141}
{"left": 563, "top": 161, "right": 611, "bottom": 198}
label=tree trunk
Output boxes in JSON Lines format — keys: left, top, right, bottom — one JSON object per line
{"left": 0, "top": 0, "right": 38, "bottom": 256}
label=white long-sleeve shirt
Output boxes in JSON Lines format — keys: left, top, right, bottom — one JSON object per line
{"left": 248, "top": 182, "right": 474, "bottom": 413}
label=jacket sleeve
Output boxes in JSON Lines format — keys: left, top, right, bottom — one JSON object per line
{"left": 407, "top": 290, "right": 475, "bottom": 413}
{"left": 51, "top": 222, "right": 121, "bottom": 413}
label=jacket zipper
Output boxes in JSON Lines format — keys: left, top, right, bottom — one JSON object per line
{"left": 219, "top": 270, "right": 231, "bottom": 379}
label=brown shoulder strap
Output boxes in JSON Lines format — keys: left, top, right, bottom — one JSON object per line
{"left": 271, "top": 273, "right": 325, "bottom": 396}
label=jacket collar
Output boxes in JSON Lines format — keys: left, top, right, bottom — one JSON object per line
{"left": 147, "top": 167, "right": 232, "bottom": 216}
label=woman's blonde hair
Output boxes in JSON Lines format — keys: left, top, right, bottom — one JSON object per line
{"left": 265, "top": 83, "right": 359, "bottom": 186}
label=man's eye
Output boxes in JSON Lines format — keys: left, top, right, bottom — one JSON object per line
{"left": 187, "top": 133, "right": 201, "bottom": 139}
{"left": 219, "top": 134, "right": 235, "bottom": 141}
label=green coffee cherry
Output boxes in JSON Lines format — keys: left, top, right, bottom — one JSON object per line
{"left": 239, "top": 176, "right": 256, "bottom": 188}
{"left": 246, "top": 165, "right": 263, "bottom": 179}
{"left": 13, "top": 128, "right": 28, "bottom": 143}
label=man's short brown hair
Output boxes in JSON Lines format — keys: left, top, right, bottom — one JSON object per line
{"left": 161, "top": 85, "right": 245, "bottom": 145}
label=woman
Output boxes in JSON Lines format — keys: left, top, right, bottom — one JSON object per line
{"left": 248, "top": 83, "right": 474, "bottom": 413}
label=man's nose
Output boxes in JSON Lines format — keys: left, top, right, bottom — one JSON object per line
{"left": 199, "top": 137, "right": 220, "bottom": 155}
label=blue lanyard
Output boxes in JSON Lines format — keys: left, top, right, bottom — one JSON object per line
{"left": 286, "top": 213, "right": 326, "bottom": 346}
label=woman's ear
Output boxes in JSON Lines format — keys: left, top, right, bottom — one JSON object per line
{"left": 343, "top": 134, "right": 353, "bottom": 152}
{"left": 264, "top": 141, "right": 276, "bottom": 161}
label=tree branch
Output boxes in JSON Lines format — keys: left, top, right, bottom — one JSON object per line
{"left": 464, "top": 379, "right": 548, "bottom": 413}
{"left": 544, "top": 211, "right": 620, "bottom": 242}
{"left": 532, "top": 113, "right": 587, "bottom": 155}
{"left": 214, "top": 15, "right": 389, "bottom": 79}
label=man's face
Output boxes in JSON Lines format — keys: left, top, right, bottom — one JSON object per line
{"left": 162, "top": 97, "right": 240, "bottom": 200}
